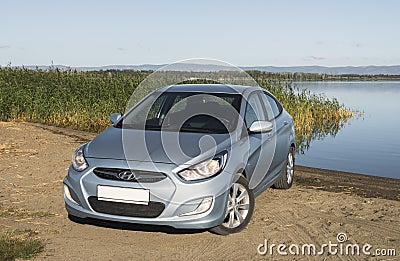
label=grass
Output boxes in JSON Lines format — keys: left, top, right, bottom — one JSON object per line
{"left": 0, "top": 208, "right": 54, "bottom": 218}
{"left": 0, "top": 68, "right": 354, "bottom": 151}
{"left": 0, "top": 229, "right": 44, "bottom": 260}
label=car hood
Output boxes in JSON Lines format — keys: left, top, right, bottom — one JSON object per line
{"left": 85, "top": 126, "right": 233, "bottom": 165}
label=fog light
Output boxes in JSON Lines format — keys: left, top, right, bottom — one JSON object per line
{"left": 63, "top": 183, "right": 78, "bottom": 205}
{"left": 180, "top": 197, "right": 213, "bottom": 216}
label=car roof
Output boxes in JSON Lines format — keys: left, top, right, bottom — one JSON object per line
{"left": 157, "top": 84, "right": 263, "bottom": 95}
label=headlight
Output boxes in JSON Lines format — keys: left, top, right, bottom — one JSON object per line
{"left": 178, "top": 152, "right": 227, "bottom": 181}
{"left": 72, "top": 145, "right": 88, "bottom": 172}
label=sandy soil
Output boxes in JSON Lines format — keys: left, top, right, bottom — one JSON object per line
{"left": 0, "top": 122, "right": 399, "bottom": 260}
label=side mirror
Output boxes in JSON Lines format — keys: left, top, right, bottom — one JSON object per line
{"left": 109, "top": 113, "right": 121, "bottom": 125}
{"left": 249, "top": 121, "right": 273, "bottom": 133}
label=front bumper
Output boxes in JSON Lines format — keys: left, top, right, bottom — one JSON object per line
{"left": 63, "top": 158, "right": 231, "bottom": 229}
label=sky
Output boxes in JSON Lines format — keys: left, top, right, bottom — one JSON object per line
{"left": 1, "top": 0, "right": 399, "bottom": 67}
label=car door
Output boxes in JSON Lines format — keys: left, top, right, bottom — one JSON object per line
{"left": 259, "top": 92, "right": 290, "bottom": 174}
{"left": 244, "top": 92, "right": 275, "bottom": 190}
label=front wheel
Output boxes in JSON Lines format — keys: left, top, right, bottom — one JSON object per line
{"left": 273, "top": 147, "right": 295, "bottom": 189}
{"left": 209, "top": 175, "right": 254, "bottom": 235}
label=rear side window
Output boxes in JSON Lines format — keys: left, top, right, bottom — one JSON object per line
{"left": 260, "top": 92, "right": 282, "bottom": 120}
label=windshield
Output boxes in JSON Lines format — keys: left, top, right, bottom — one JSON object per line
{"left": 118, "top": 92, "right": 242, "bottom": 134}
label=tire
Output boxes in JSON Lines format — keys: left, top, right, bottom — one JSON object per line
{"left": 209, "top": 174, "right": 255, "bottom": 235}
{"left": 273, "top": 147, "right": 295, "bottom": 189}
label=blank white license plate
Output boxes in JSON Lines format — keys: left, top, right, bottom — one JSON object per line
{"left": 97, "top": 185, "right": 149, "bottom": 205}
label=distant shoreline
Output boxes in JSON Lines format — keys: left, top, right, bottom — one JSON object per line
{"left": 3, "top": 65, "right": 400, "bottom": 81}
{"left": 3, "top": 64, "right": 400, "bottom": 76}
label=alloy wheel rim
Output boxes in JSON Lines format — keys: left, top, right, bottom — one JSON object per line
{"left": 222, "top": 182, "right": 250, "bottom": 228}
{"left": 286, "top": 152, "right": 294, "bottom": 184}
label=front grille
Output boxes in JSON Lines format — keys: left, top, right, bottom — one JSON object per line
{"left": 88, "top": 197, "right": 165, "bottom": 218}
{"left": 93, "top": 168, "right": 167, "bottom": 183}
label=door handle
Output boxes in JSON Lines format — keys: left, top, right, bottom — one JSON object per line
{"left": 283, "top": 121, "right": 288, "bottom": 126}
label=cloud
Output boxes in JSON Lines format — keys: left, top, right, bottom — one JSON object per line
{"left": 355, "top": 43, "right": 363, "bottom": 48}
{"left": 304, "top": 55, "right": 326, "bottom": 61}
{"left": 117, "top": 47, "right": 125, "bottom": 51}
{"left": 315, "top": 41, "right": 324, "bottom": 45}
{"left": 0, "top": 45, "right": 11, "bottom": 49}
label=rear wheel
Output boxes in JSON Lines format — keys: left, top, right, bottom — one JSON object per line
{"left": 209, "top": 174, "right": 254, "bottom": 235}
{"left": 273, "top": 147, "right": 295, "bottom": 189}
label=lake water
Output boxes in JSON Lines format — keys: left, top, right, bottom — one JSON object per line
{"left": 293, "top": 81, "right": 400, "bottom": 179}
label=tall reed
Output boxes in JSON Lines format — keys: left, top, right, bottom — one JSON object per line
{"left": 0, "top": 68, "right": 354, "bottom": 152}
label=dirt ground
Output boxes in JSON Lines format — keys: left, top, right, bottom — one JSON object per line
{"left": 0, "top": 122, "right": 399, "bottom": 260}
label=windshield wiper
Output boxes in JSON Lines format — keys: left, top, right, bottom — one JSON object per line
{"left": 179, "top": 127, "right": 224, "bottom": 134}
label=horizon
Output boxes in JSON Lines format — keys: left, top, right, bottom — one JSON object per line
{"left": 1, "top": 1, "right": 399, "bottom": 67}
{"left": 4, "top": 62, "right": 400, "bottom": 75}
{"left": 4, "top": 63, "right": 400, "bottom": 68}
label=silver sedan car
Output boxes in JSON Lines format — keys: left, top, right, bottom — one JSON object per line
{"left": 63, "top": 84, "right": 296, "bottom": 235}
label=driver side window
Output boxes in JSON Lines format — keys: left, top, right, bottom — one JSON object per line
{"left": 244, "top": 92, "right": 267, "bottom": 128}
